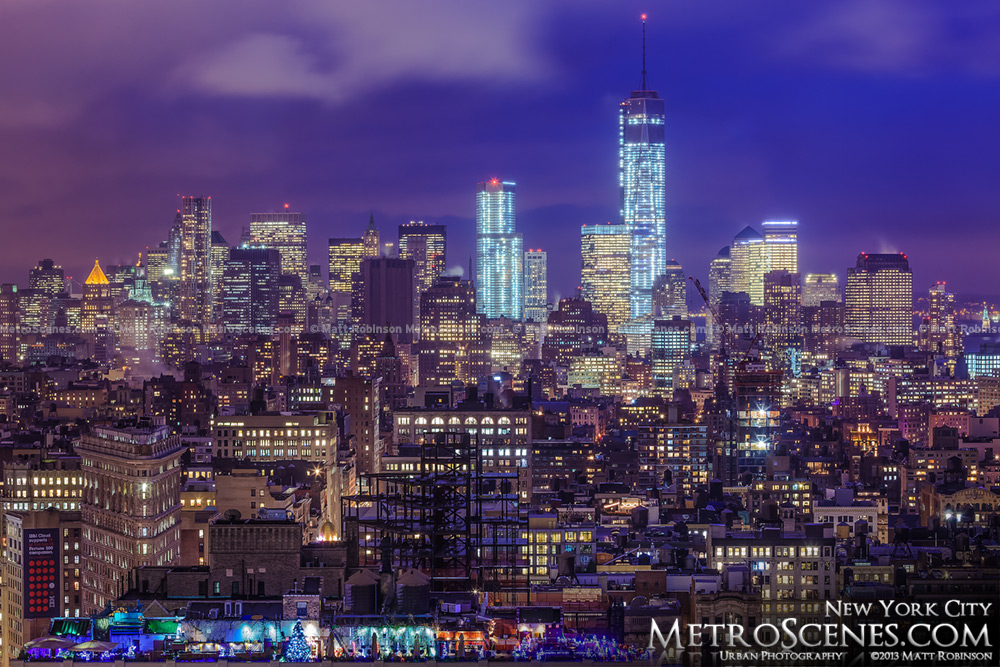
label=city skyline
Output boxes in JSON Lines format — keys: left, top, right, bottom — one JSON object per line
{"left": 1, "top": 5, "right": 999, "bottom": 664}
{"left": 2, "top": 2, "right": 999, "bottom": 297}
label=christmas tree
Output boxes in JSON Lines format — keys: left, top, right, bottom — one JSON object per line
{"left": 283, "top": 621, "right": 311, "bottom": 662}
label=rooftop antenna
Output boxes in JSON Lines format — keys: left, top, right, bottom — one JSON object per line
{"left": 640, "top": 13, "right": 648, "bottom": 91}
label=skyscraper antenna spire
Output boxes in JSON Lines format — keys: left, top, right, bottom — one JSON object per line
{"left": 640, "top": 13, "right": 648, "bottom": 91}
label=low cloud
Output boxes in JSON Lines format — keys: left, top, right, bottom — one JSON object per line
{"left": 173, "top": 2, "right": 552, "bottom": 103}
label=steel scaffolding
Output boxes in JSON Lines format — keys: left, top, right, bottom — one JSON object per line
{"left": 342, "top": 432, "right": 526, "bottom": 604}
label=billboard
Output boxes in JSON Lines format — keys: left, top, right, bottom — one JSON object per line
{"left": 24, "top": 528, "right": 59, "bottom": 618}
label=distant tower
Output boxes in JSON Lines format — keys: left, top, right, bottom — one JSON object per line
{"left": 924, "top": 282, "right": 960, "bottom": 362}
{"left": 209, "top": 231, "right": 229, "bottom": 322}
{"left": 0, "top": 284, "right": 18, "bottom": 365}
{"left": 363, "top": 213, "right": 380, "bottom": 258}
{"left": 708, "top": 247, "right": 732, "bottom": 307}
{"left": 763, "top": 271, "right": 802, "bottom": 373}
{"left": 620, "top": 15, "right": 666, "bottom": 319}
{"left": 802, "top": 274, "right": 840, "bottom": 307}
{"left": 178, "top": 196, "right": 213, "bottom": 326}
{"left": 250, "top": 205, "right": 308, "bottom": 288}
{"left": 762, "top": 220, "right": 798, "bottom": 273}
{"left": 729, "top": 226, "right": 766, "bottom": 305}
{"left": 523, "top": 249, "right": 549, "bottom": 323}
{"left": 28, "top": 259, "right": 65, "bottom": 297}
{"left": 81, "top": 259, "right": 113, "bottom": 333}
{"left": 418, "top": 276, "right": 488, "bottom": 386}
{"left": 652, "top": 260, "right": 688, "bottom": 319}
{"left": 222, "top": 248, "right": 281, "bottom": 334}
{"left": 475, "top": 179, "right": 523, "bottom": 319}
{"left": 581, "top": 223, "right": 631, "bottom": 331}
{"left": 398, "top": 221, "right": 447, "bottom": 326}
{"left": 328, "top": 237, "right": 366, "bottom": 323}
{"left": 844, "top": 253, "right": 913, "bottom": 346}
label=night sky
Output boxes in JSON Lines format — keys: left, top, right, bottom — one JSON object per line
{"left": 2, "top": 0, "right": 999, "bottom": 300}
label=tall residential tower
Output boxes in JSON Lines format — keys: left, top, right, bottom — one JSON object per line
{"left": 475, "top": 179, "right": 523, "bottom": 319}
{"left": 523, "top": 249, "right": 549, "bottom": 323}
{"left": 178, "top": 196, "right": 213, "bottom": 326}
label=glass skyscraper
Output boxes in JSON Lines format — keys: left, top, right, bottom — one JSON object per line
{"left": 249, "top": 206, "right": 308, "bottom": 287}
{"left": 399, "top": 221, "right": 447, "bottom": 326}
{"left": 523, "top": 249, "right": 548, "bottom": 323}
{"left": 178, "top": 195, "right": 212, "bottom": 326}
{"left": 762, "top": 220, "right": 798, "bottom": 274}
{"left": 845, "top": 252, "right": 913, "bottom": 346}
{"left": 475, "top": 179, "right": 523, "bottom": 320}
{"left": 619, "top": 21, "right": 666, "bottom": 319}
{"left": 581, "top": 223, "right": 631, "bottom": 331}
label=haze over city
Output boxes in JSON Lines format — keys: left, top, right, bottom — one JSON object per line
{"left": 3, "top": 0, "right": 1000, "bottom": 295}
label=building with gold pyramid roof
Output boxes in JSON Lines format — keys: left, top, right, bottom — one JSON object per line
{"left": 81, "top": 259, "right": 114, "bottom": 338}
{"left": 85, "top": 258, "right": 110, "bottom": 285}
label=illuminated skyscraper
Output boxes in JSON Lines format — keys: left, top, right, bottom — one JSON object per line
{"left": 802, "top": 273, "right": 840, "bottom": 306}
{"left": 523, "top": 249, "right": 548, "bottom": 323}
{"left": 651, "top": 317, "right": 692, "bottom": 396}
{"left": 328, "top": 238, "right": 365, "bottom": 294}
{"left": 28, "top": 259, "right": 65, "bottom": 297}
{"left": 763, "top": 270, "right": 802, "bottom": 373}
{"left": 178, "top": 196, "right": 213, "bottom": 326}
{"left": 729, "top": 226, "right": 766, "bottom": 305}
{"left": 923, "top": 281, "right": 960, "bottom": 362}
{"left": 222, "top": 248, "right": 281, "bottom": 334}
{"left": 845, "top": 253, "right": 913, "bottom": 346}
{"left": 81, "top": 259, "right": 113, "bottom": 333}
{"left": 277, "top": 275, "right": 306, "bottom": 334}
{"left": 581, "top": 223, "right": 631, "bottom": 330}
{"left": 209, "top": 231, "right": 229, "bottom": 321}
{"left": 363, "top": 213, "right": 380, "bottom": 259}
{"left": 620, "top": 16, "right": 666, "bottom": 318}
{"left": 708, "top": 246, "right": 732, "bottom": 307}
{"left": 418, "top": 276, "right": 488, "bottom": 386}
{"left": 652, "top": 259, "right": 687, "bottom": 319}
{"left": 762, "top": 220, "right": 798, "bottom": 273}
{"left": 475, "top": 179, "right": 523, "bottom": 319}
{"left": 398, "top": 221, "right": 446, "bottom": 325}
{"left": 250, "top": 206, "right": 308, "bottom": 286}
{"left": 0, "top": 284, "right": 18, "bottom": 365}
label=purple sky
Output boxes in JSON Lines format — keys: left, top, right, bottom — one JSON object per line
{"left": 2, "top": 0, "right": 999, "bottom": 300}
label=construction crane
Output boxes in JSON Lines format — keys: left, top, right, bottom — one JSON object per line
{"left": 689, "top": 275, "right": 761, "bottom": 368}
